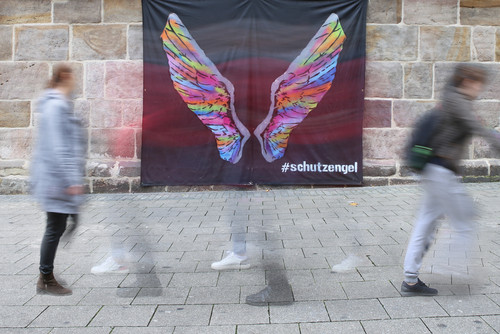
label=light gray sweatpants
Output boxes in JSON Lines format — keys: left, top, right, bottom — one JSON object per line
{"left": 403, "top": 163, "right": 476, "bottom": 283}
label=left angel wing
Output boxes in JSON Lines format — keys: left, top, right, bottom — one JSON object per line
{"left": 254, "top": 13, "right": 346, "bottom": 162}
{"left": 161, "top": 13, "right": 250, "bottom": 164}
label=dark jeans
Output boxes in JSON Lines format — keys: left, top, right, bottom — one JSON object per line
{"left": 39, "top": 212, "right": 78, "bottom": 274}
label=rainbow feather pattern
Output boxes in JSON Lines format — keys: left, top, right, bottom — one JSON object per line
{"left": 254, "top": 13, "right": 346, "bottom": 162}
{"left": 160, "top": 13, "right": 250, "bottom": 164}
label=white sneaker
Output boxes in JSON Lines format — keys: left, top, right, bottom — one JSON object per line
{"left": 211, "top": 252, "right": 251, "bottom": 270}
{"left": 91, "top": 256, "right": 129, "bottom": 274}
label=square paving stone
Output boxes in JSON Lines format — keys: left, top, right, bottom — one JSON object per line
{"left": 0, "top": 329, "right": 50, "bottom": 334}
{"left": 482, "top": 315, "right": 500, "bottom": 332}
{"left": 312, "top": 268, "right": 364, "bottom": 283}
{"left": 0, "top": 288, "right": 37, "bottom": 305}
{"left": 150, "top": 305, "right": 212, "bottom": 326}
{"left": 216, "top": 271, "right": 265, "bottom": 286}
{"left": 72, "top": 274, "right": 127, "bottom": 288}
{"left": 0, "top": 305, "right": 46, "bottom": 327}
{"left": 89, "top": 305, "right": 156, "bottom": 327}
{"left": 211, "top": 304, "right": 269, "bottom": 325}
{"left": 112, "top": 327, "right": 174, "bottom": 334}
{"left": 29, "top": 305, "right": 100, "bottom": 327}
{"left": 435, "top": 295, "right": 500, "bottom": 316}
{"left": 325, "top": 299, "right": 389, "bottom": 321}
{"left": 284, "top": 269, "right": 315, "bottom": 286}
{"left": 155, "top": 260, "right": 198, "bottom": 273}
{"left": 300, "top": 321, "right": 365, "bottom": 333}
{"left": 27, "top": 288, "right": 90, "bottom": 306}
{"left": 356, "top": 266, "right": 403, "bottom": 282}
{"left": 422, "top": 316, "right": 496, "bottom": 334}
{"left": 0, "top": 274, "right": 36, "bottom": 289}
{"left": 132, "top": 287, "right": 189, "bottom": 305}
{"left": 173, "top": 325, "right": 235, "bottom": 333}
{"left": 237, "top": 323, "right": 300, "bottom": 334}
{"left": 487, "top": 293, "right": 500, "bottom": 307}
{"left": 362, "top": 319, "right": 431, "bottom": 334}
{"left": 50, "top": 328, "right": 112, "bottom": 334}
{"left": 119, "top": 273, "right": 172, "bottom": 288}
{"left": 327, "top": 253, "right": 373, "bottom": 267}
{"left": 264, "top": 248, "right": 304, "bottom": 260}
{"left": 168, "top": 272, "right": 218, "bottom": 287}
{"left": 341, "top": 280, "right": 400, "bottom": 299}
{"left": 283, "top": 257, "right": 330, "bottom": 270}
{"left": 186, "top": 286, "right": 240, "bottom": 304}
{"left": 292, "top": 282, "right": 346, "bottom": 301}
{"left": 470, "top": 282, "right": 500, "bottom": 295}
{"left": 379, "top": 296, "right": 448, "bottom": 318}
{"left": 78, "top": 287, "right": 139, "bottom": 305}
{"left": 270, "top": 301, "right": 330, "bottom": 323}
{"left": 302, "top": 246, "right": 344, "bottom": 258}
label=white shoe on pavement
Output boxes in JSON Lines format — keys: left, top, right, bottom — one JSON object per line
{"left": 91, "top": 256, "right": 129, "bottom": 274}
{"left": 211, "top": 251, "right": 251, "bottom": 270}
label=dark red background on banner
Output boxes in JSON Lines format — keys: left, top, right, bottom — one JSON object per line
{"left": 141, "top": 0, "right": 367, "bottom": 185}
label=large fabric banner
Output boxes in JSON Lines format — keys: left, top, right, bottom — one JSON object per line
{"left": 142, "top": 0, "right": 367, "bottom": 186}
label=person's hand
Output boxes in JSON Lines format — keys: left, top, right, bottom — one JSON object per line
{"left": 66, "top": 185, "right": 84, "bottom": 195}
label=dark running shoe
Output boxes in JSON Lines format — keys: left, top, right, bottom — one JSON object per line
{"left": 401, "top": 279, "right": 438, "bottom": 296}
{"left": 245, "top": 284, "right": 294, "bottom": 306}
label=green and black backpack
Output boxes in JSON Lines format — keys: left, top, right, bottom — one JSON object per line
{"left": 405, "top": 108, "right": 441, "bottom": 171}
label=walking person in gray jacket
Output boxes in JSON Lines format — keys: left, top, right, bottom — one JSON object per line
{"left": 31, "top": 64, "right": 86, "bottom": 295}
{"left": 402, "top": 64, "right": 500, "bottom": 296}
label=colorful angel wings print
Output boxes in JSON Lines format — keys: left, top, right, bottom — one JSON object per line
{"left": 161, "top": 13, "right": 346, "bottom": 164}
{"left": 160, "top": 13, "right": 250, "bottom": 164}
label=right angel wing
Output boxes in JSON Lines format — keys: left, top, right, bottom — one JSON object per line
{"left": 160, "top": 13, "right": 249, "bottom": 164}
{"left": 254, "top": 13, "right": 346, "bottom": 162}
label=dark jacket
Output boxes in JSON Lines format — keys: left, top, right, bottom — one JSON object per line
{"left": 430, "top": 85, "right": 500, "bottom": 172}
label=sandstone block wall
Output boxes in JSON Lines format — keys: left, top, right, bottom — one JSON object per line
{"left": 364, "top": 0, "right": 500, "bottom": 186}
{"left": 0, "top": 0, "right": 499, "bottom": 193}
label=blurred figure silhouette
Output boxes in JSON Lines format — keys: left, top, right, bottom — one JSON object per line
{"left": 31, "top": 64, "right": 86, "bottom": 296}
{"left": 402, "top": 64, "right": 500, "bottom": 296}
{"left": 245, "top": 262, "right": 293, "bottom": 306}
{"left": 91, "top": 241, "right": 129, "bottom": 274}
{"left": 91, "top": 228, "right": 164, "bottom": 298}
{"left": 211, "top": 220, "right": 250, "bottom": 270}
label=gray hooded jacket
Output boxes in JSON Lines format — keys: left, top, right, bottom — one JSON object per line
{"left": 30, "top": 89, "right": 86, "bottom": 214}
{"left": 430, "top": 84, "right": 500, "bottom": 172}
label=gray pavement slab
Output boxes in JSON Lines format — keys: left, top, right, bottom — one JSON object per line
{"left": 89, "top": 305, "right": 157, "bottom": 327}
{"left": 237, "top": 323, "right": 300, "bottom": 334}
{"left": 422, "top": 316, "right": 496, "bottom": 333}
{"left": 300, "top": 321, "right": 365, "bottom": 333}
{"left": 150, "top": 305, "right": 213, "bottom": 326}
{"left": 112, "top": 327, "right": 173, "bottom": 334}
{"left": 0, "top": 306, "right": 46, "bottom": 328}
{"left": 325, "top": 299, "right": 389, "bottom": 321}
{"left": 269, "top": 301, "right": 330, "bottom": 323}
{"left": 483, "top": 315, "right": 500, "bottom": 332}
{"left": 211, "top": 304, "right": 269, "bottom": 325}
{"left": 379, "top": 296, "right": 448, "bottom": 318}
{"left": 361, "top": 319, "right": 430, "bottom": 334}
{"left": 2, "top": 183, "right": 500, "bottom": 332}
{"left": 49, "top": 328, "right": 112, "bottom": 334}
{"left": 29, "top": 305, "right": 100, "bottom": 327}
{"left": 173, "top": 325, "right": 235, "bottom": 333}
{"left": 0, "top": 329, "right": 50, "bottom": 334}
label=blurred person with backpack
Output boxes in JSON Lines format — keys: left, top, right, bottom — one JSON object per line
{"left": 31, "top": 64, "right": 86, "bottom": 296}
{"left": 401, "top": 64, "right": 500, "bottom": 296}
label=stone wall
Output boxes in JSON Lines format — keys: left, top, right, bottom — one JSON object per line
{"left": 0, "top": 0, "right": 499, "bottom": 193}
{"left": 364, "top": 0, "right": 500, "bottom": 186}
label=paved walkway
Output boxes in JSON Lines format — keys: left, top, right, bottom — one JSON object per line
{"left": 2, "top": 183, "right": 500, "bottom": 333}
